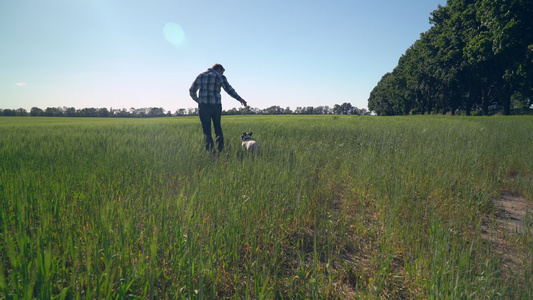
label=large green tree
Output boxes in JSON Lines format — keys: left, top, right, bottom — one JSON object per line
{"left": 368, "top": 0, "right": 533, "bottom": 116}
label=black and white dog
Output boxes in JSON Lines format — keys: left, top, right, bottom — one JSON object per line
{"left": 240, "top": 132, "right": 258, "bottom": 151}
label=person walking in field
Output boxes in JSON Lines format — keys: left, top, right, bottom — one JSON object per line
{"left": 189, "top": 64, "right": 247, "bottom": 152}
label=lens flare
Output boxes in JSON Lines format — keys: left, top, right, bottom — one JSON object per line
{"left": 163, "top": 22, "right": 185, "bottom": 47}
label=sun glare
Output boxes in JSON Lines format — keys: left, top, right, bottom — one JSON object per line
{"left": 163, "top": 22, "right": 185, "bottom": 47}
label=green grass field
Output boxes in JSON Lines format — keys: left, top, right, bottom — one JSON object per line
{"left": 1, "top": 115, "right": 532, "bottom": 299}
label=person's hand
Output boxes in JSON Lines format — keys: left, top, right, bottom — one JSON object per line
{"left": 240, "top": 99, "right": 247, "bottom": 107}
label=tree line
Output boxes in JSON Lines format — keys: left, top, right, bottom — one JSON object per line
{"left": 368, "top": 0, "right": 533, "bottom": 116}
{"left": 0, "top": 103, "right": 370, "bottom": 117}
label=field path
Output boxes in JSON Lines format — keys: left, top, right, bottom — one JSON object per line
{"left": 496, "top": 193, "right": 533, "bottom": 234}
{"left": 482, "top": 192, "right": 532, "bottom": 287}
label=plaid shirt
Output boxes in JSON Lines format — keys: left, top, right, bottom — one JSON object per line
{"left": 189, "top": 68, "right": 243, "bottom": 104}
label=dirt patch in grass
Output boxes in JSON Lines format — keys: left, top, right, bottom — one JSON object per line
{"left": 482, "top": 192, "right": 532, "bottom": 280}
{"left": 496, "top": 192, "right": 533, "bottom": 234}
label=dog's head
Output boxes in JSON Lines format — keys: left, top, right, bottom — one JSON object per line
{"left": 241, "top": 132, "right": 253, "bottom": 141}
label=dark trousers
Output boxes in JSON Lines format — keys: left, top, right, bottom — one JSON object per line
{"left": 198, "top": 103, "right": 224, "bottom": 152}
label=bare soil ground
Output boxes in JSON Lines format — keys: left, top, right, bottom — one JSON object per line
{"left": 482, "top": 192, "right": 532, "bottom": 281}
{"left": 495, "top": 192, "right": 533, "bottom": 234}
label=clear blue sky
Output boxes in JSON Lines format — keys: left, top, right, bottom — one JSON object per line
{"left": 1, "top": 0, "right": 446, "bottom": 113}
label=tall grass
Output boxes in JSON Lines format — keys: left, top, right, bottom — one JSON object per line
{"left": 1, "top": 115, "right": 532, "bottom": 298}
